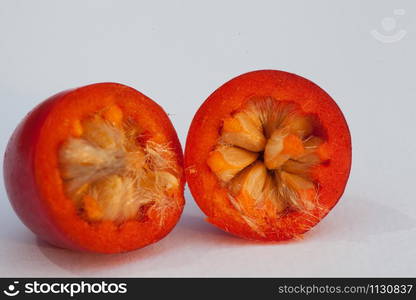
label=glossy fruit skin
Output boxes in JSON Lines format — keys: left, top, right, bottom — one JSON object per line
{"left": 3, "top": 83, "right": 185, "bottom": 253}
{"left": 185, "top": 70, "right": 352, "bottom": 241}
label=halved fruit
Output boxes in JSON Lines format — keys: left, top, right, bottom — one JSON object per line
{"left": 3, "top": 83, "right": 184, "bottom": 253}
{"left": 185, "top": 70, "right": 351, "bottom": 241}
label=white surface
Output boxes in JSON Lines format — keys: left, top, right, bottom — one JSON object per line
{"left": 0, "top": 0, "right": 415, "bottom": 277}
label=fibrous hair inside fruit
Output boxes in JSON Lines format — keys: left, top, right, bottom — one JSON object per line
{"left": 207, "top": 97, "right": 327, "bottom": 230}
{"left": 58, "top": 105, "right": 180, "bottom": 223}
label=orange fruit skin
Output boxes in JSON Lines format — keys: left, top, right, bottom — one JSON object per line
{"left": 3, "top": 83, "right": 185, "bottom": 253}
{"left": 185, "top": 70, "right": 351, "bottom": 241}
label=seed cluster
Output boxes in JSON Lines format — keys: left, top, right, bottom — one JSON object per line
{"left": 58, "top": 105, "right": 179, "bottom": 223}
{"left": 207, "top": 98, "right": 326, "bottom": 217}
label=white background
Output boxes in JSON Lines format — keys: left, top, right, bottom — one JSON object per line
{"left": 0, "top": 0, "right": 415, "bottom": 277}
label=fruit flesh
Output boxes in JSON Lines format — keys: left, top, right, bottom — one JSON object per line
{"left": 207, "top": 98, "right": 324, "bottom": 224}
{"left": 59, "top": 105, "right": 180, "bottom": 223}
{"left": 185, "top": 70, "right": 351, "bottom": 241}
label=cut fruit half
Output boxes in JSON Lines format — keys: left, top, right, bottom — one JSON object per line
{"left": 185, "top": 70, "right": 351, "bottom": 241}
{"left": 4, "top": 83, "right": 184, "bottom": 253}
